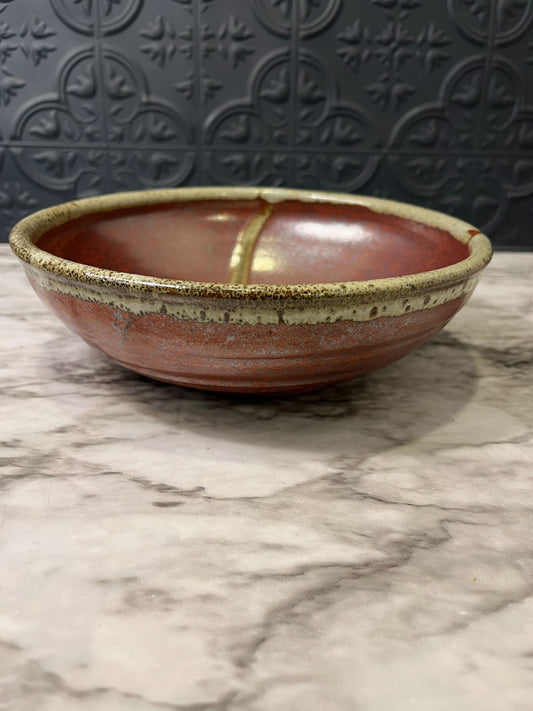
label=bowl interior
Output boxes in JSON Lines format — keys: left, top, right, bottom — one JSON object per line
{"left": 36, "top": 198, "right": 469, "bottom": 285}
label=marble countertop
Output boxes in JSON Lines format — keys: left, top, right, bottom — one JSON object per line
{"left": 1, "top": 244, "right": 532, "bottom": 710}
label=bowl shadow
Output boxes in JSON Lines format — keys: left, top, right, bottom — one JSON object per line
{"left": 93, "top": 330, "right": 479, "bottom": 459}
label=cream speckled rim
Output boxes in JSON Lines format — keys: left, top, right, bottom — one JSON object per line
{"left": 10, "top": 186, "right": 492, "bottom": 305}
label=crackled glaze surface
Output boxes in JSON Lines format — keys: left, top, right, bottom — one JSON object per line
{"left": 1, "top": 247, "right": 532, "bottom": 710}
{"left": 10, "top": 188, "right": 492, "bottom": 393}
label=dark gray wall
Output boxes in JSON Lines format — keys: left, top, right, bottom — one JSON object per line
{"left": 0, "top": 0, "right": 532, "bottom": 248}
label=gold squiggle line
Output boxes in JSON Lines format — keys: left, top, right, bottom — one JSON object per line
{"left": 228, "top": 201, "right": 273, "bottom": 284}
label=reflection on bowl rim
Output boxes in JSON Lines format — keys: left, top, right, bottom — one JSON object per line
{"left": 9, "top": 186, "right": 492, "bottom": 301}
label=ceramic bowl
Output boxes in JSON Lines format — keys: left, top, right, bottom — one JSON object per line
{"left": 10, "top": 187, "right": 492, "bottom": 394}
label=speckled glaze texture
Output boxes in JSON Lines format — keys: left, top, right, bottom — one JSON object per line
{"left": 10, "top": 187, "right": 492, "bottom": 393}
{"left": 1, "top": 248, "right": 532, "bottom": 710}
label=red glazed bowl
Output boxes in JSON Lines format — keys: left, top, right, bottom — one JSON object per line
{"left": 9, "top": 187, "right": 492, "bottom": 394}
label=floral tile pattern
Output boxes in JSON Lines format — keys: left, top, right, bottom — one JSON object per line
{"left": 0, "top": 0, "right": 531, "bottom": 247}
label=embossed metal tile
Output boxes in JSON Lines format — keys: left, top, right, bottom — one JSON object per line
{"left": 0, "top": 0, "right": 531, "bottom": 248}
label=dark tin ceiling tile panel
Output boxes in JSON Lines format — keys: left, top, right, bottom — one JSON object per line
{"left": 0, "top": 0, "right": 531, "bottom": 248}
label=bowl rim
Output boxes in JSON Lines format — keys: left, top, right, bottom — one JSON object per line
{"left": 9, "top": 186, "right": 493, "bottom": 300}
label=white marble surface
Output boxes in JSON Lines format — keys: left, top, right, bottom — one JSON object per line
{"left": 1, "top": 245, "right": 532, "bottom": 710}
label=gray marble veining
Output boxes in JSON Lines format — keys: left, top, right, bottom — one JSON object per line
{"left": 1, "top": 246, "right": 532, "bottom": 710}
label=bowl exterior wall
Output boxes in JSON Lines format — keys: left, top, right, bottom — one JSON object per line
{"left": 27, "top": 271, "right": 472, "bottom": 393}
